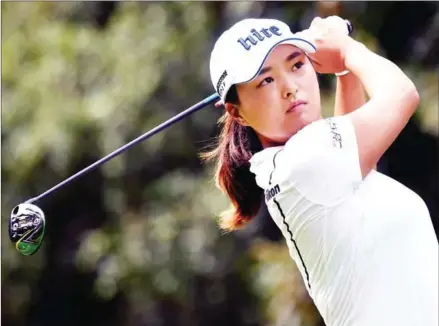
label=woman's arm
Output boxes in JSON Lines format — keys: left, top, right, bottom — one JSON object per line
{"left": 307, "top": 16, "right": 419, "bottom": 178}
{"left": 333, "top": 71, "right": 377, "bottom": 170}
{"left": 342, "top": 39, "right": 419, "bottom": 178}
{"left": 333, "top": 72, "right": 366, "bottom": 116}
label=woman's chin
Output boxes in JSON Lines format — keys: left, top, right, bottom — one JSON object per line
{"left": 288, "top": 116, "right": 314, "bottom": 132}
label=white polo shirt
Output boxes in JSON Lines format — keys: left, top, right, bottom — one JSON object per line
{"left": 249, "top": 115, "right": 438, "bottom": 326}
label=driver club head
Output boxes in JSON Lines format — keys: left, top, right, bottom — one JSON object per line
{"left": 9, "top": 203, "right": 46, "bottom": 256}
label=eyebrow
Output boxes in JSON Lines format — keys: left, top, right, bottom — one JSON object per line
{"left": 258, "top": 51, "right": 302, "bottom": 76}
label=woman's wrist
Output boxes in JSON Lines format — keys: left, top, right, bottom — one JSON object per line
{"left": 344, "top": 40, "right": 369, "bottom": 65}
{"left": 340, "top": 38, "right": 367, "bottom": 73}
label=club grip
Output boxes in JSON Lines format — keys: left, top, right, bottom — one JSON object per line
{"left": 345, "top": 20, "right": 354, "bottom": 35}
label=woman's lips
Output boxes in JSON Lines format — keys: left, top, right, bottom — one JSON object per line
{"left": 286, "top": 100, "right": 307, "bottom": 113}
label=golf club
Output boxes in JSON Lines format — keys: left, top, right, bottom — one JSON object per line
{"left": 8, "top": 20, "right": 353, "bottom": 256}
{"left": 8, "top": 92, "right": 220, "bottom": 255}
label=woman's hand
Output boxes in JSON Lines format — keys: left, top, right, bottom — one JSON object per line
{"left": 301, "top": 16, "right": 355, "bottom": 74}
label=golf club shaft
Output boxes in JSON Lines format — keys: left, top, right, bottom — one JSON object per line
{"left": 26, "top": 93, "right": 220, "bottom": 204}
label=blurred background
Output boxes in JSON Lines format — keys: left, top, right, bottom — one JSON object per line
{"left": 1, "top": 2, "right": 438, "bottom": 326}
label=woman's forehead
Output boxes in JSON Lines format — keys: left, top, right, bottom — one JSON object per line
{"left": 259, "top": 45, "right": 305, "bottom": 69}
{"left": 268, "top": 44, "right": 305, "bottom": 59}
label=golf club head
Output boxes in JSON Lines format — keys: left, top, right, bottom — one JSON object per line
{"left": 9, "top": 203, "right": 46, "bottom": 256}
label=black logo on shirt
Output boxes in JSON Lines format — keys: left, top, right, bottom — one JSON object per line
{"left": 326, "top": 118, "right": 342, "bottom": 148}
{"left": 265, "top": 184, "right": 280, "bottom": 201}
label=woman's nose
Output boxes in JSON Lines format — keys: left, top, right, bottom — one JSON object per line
{"left": 282, "top": 79, "right": 298, "bottom": 99}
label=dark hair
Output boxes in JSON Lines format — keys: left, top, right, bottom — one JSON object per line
{"left": 201, "top": 86, "right": 264, "bottom": 231}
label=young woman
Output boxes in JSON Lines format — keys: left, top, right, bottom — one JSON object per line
{"left": 203, "top": 16, "right": 438, "bottom": 326}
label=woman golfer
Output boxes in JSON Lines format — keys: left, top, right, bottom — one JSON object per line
{"left": 204, "top": 16, "right": 438, "bottom": 326}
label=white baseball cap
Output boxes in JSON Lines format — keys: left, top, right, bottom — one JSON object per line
{"left": 209, "top": 18, "right": 316, "bottom": 104}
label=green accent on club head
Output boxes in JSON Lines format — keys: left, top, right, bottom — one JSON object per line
{"left": 16, "top": 240, "right": 42, "bottom": 255}
{"left": 15, "top": 223, "right": 46, "bottom": 256}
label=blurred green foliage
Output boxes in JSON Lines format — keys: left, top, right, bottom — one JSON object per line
{"left": 2, "top": 2, "right": 438, "bottom": 326}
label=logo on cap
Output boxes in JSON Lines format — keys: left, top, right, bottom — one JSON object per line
{"left": 216, "top": 70, "right": 228, "bottom": 97}
{"left": 237, "top": 25, "right": 283, "bottom": 51}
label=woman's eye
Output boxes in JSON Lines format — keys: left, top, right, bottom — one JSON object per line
{"left": 292, "top": 61, "right": 304, "bottom": 70}
{"left": 259, "top": 77, "right": 274, "bottom": 87}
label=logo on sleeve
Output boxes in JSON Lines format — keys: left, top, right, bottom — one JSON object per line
{"left": 326, "top": 118, "right": 343, "bottom": 149}
{"left": 265, "top": 184, "right": 280, "bottom": 202}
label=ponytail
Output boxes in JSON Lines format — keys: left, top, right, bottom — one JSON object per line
{"left": 201, "top": 86, "right": 263, "bottom": 231}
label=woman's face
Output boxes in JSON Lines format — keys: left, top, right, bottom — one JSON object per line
{"left": 227, "top": 44, "right": 321, "bottom": 147}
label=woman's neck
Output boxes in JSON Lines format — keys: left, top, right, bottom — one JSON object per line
{"left": 257, "top": 133, "right": 287, "bottom": 149}
{"left": 257, "top": 116, "right": 323, "bottom": 149}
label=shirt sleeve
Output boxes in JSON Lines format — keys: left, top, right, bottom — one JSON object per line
{"left": 275, "top": 115, "right": 363, "bottom": 206}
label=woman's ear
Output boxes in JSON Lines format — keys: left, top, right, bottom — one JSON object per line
{"left": 224, "top": 103, "right": 249, "bottom": 126}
